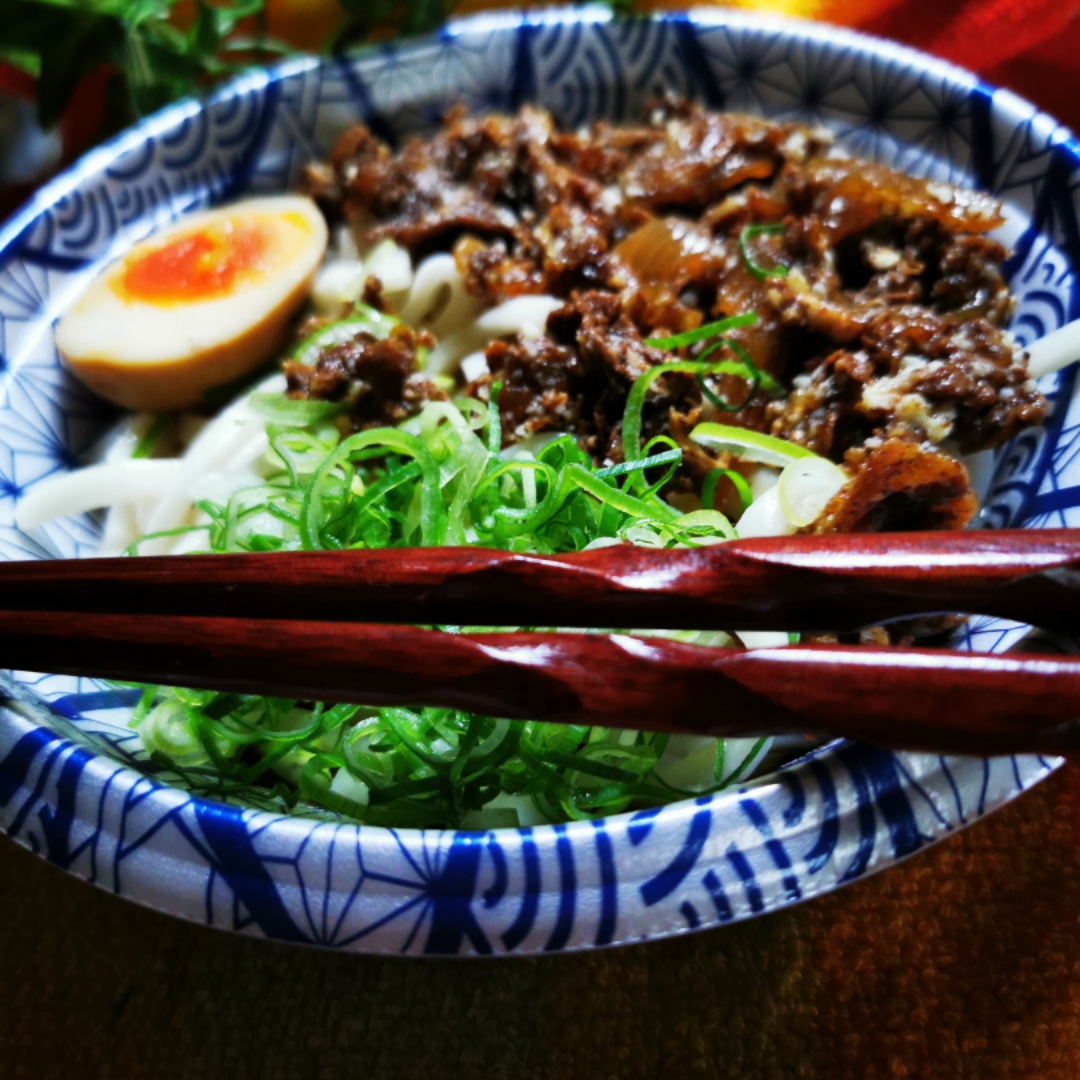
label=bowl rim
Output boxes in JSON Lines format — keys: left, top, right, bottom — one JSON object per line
{"left": 0, "top": 5, "right": 1074, "bottom": 949}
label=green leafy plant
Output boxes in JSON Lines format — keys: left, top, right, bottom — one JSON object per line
{"left": 1, "top": 0, "right": 635, "bottom": 138}
{"left": 0, "top": 0, "right": 469, "bottom": 136}
{"left": 1, "top": 0, "right": 295, "bottom": 130}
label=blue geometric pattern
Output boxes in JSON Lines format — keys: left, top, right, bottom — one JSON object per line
{"left": 0, "top": 8, "right": 1077, "bottom": 954}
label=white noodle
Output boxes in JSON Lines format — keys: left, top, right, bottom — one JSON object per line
{"left": 334, "top": 223, "right": 359, "bottom": 261}
{"left": 962, "top": 448, "right": 997, "bottom": 506}
{"left": 99, "top": 501, "right": 144, "bottom": 555}
{"left": 134, "top": 378, "right": 281, "bottom": 555}
{"left": 733, "top": 485, "right": 792, "bottom": 539}
{"left": 776, "top": 457, "right": 847, "bottom": 528}
{"left": 363, "top": 238, "right": 413, "bottom": 295}
{"left": 425, "top": 292, "right": 561, "bottom": 375}
{"left": 15, "top": 460, "right": 183, "bottom": 532}
{"left": 398, "top": 254, "right": 484, "bottom": 374}
{"left": 476, "top": 295, "right": 563, "bottom": 340}
{"left": 397, "top": 254, "right": 464, "bottom": 326}
{"left": 1026, "top": 318, "right": 1080, "bottom": 381}
{"left": 312, "top": 259, "right": 366, "bottom": 314}
{"left": 735, "top": 631, "right": 791, "bottom": 649}
{"left": 460, "top": 350, "right": 489, "bottom": 381}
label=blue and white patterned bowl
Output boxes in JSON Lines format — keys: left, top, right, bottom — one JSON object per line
{"left": 1, "top": 6, "right": 1078, "bottom": 955}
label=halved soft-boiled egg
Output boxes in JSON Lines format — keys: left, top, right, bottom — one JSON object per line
{"left": 55, "top": 196, "right": 328, "bottom": 411}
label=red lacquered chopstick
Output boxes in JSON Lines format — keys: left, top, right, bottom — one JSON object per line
{"left": 2, "top": 610, "right": 1079, "bottom": 755}
{"left": 0, "top": 529, "right": 1077, "bottom": 632}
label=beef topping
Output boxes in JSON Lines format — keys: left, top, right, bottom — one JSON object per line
{"left": 302, "top": 99, "right": 1047, "bottom": 531}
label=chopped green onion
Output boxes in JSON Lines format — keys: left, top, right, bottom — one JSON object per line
{"left": 131, "top": 685, "right": 158, "bottom": 726}
{"left": 690, "top": 421, "right": 819, "bottom": 467}
{"left": 299, "top": 756, "right": 372, "bottom": 820}
{"left": 739, "top": 223, "right": 789, "bottom": 281}
{"left": 131, "top": 414, "right": 173, "bottom": 460}
{"left": 300, "top": 428, "right": 445, "bottom": 549}
{"left": 713, "top": 338, "right": 784, "bottom": 398}
{"left": 290, "top": 304, "right": 398, "bottom": 367}
{"left": 644, "top": 312, "right": 782, "bottom": 423}
{"left": 593, "top": 447, "right": 682, "bottom": 480}
{"left": 662, "top": 509, "right": 737, "bottom": 542}
{"left": 249, "top": 393, "right": 346, "bottom": 425}
{"left": 635, "top": 436, "right": 683, "bottom": 500}
{"left": 644, "top": 313, "right": 758, "bottom": 350}
{"left": 701, "top": 467, "right": 753, "bottom": 514}
{"left": 487, "top": 380, "right": 503, "bottom": 454}
{"left": 713, "top": 739, "right": 727, "bottom": 784}
{"left": 123, "top": 523, "right": 210, "bottom": 557}
{"left": 563, "top": 463, "right": 679, "bottom": 521}
{"left": 623, "top": 359, "right": 764, "bottom": 473}
{"left": 132, "top": 377, "right": 767, "bottom": 825}
{"left": 696, "top": 369, "right": 758, "bottom": 413}
{"left": 723, "top": 736, "right": 770, "bottom": 785}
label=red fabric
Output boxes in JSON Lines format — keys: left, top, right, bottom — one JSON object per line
{"left": 930, "top": 0, "right": 1078, "bottom": 71}
{"left": 0, "top": 63, "right": 36, "bottom": 101}
{"left": 864, "top": 0, "right": 1080, "bottom": 131}
{"left": 57, "top": 66, "right": 112, "bottom": 166}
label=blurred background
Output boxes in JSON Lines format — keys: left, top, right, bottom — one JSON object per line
{"left": 2, "top": 0, "right": 1079, "bottom": 222}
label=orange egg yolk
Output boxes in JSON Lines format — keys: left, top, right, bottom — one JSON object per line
{"left": 117, "top": 218, "right": 275, "bottom": 305}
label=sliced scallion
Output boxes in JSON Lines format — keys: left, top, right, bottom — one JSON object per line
{"left": 249, "top": 393, "right": 346, "bottom": 425}
{"left": 487, "top": 380, "right": 503, "bottom": 454}
{"left": 131, "top": 414, "right": 173, "bottom": 460}
{"left": 690, "top": 421, "right": 819, "bottom": 468}
{"left": 739, "top": 223, "right": 789, "bottom": 281}
{"left": 644, "top": 312, "right": 758, "bottom": 350}
{"left": 290, "top": 304, "right": 398, "bottom": 367}
{"left": 131, "top": 378, "right": 768, "bottom": 825}
{"left": 701, "top": 467, "right": 753, "bottom": 514}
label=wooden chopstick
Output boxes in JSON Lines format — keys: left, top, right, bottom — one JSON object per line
{"left": 0, "top": 529, "right": 1077, "bottom": 632}
{"left": 2, "top": 609, "right": 1079, "bottom": 755}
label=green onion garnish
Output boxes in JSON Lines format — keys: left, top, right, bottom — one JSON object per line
{"left": 130, "top": 348, "right": 771, "bottom": 826}
{"left": 131, "top": 414, "right": 173, "bottom": 460}
{"left": 719, "top": 338, "right": 783, "bottom": 398}
{"left": 487, "top": 380, "right": 503, "bottom": 454}
{"left": 696, "top": 370, "right": 757, "bottom": 413}
{"left": 645, "top": 312, "right": 782, "bottom": 417}
{"left": 645, "top": 312, "right": 758, "bottom": 350}
{"left": 739, "top": 223, "right": 789, "bottom": 281}
{"left": 690, "top": 421, "right": 818, "bottom": 467}
{"left": 623, "top": 358, "right": 765, "bottom": 483}
{"left": 701, "top": 467, "right": 753, "bottom": 514}
{"left": 593, "top": 447, "right": 682, "bottom": 480}
{"left": 250, "top": 394, "right": 346, "bottom": 425}
{"left": 290, "top": 304, "right": 397, "bottom": 367}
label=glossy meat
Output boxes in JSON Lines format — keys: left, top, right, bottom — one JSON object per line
{"left": 304, "top": 99, "right": 1047, "bottom": 531}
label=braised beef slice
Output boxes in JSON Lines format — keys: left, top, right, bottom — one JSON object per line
{"left": 285, "top": 322, "right": 445, "bottom": 430}
{"left": 813, "top": 436, "right": 978, "bottom": 533}
{"left": 766, "top": 305, "right": 1044, "bottom": 458}
{"left": 318, "top": 99, "right": 1047, "bottom": 532}
{"left": 475, "top": 291, "right": 697, "bottom": 460}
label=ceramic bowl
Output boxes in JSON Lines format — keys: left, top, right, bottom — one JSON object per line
{"left": 1, "top": 6, "right": 1077, "bottom": 955}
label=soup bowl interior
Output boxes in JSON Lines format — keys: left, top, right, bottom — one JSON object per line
{"left": 0, "top": 7, "right": 1077, "bottom": 955}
